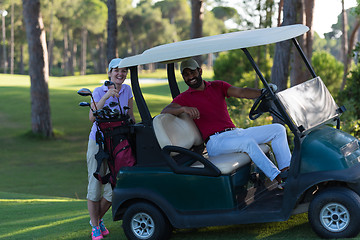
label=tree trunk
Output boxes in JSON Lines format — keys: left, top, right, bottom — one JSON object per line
{"left": 22, "top": 0, "right": 53, "bottom": 137}
{"left": 190, "top": 0, "right": 204, "bottom": 65}
{"left": 277, "top": 0, "right": 283, "bottom": 27}
{"left": 271, "top": 0, "right": 297, "bottom": 91}
{"left": 20, "top": 44, "right": 24, "bottom": 74}
{"left": 123, "top": 18, "right": 136, "bottom": 55}
{"left": 107, "top": 0, "right": 117, "bottom": 64}
{"left": 2, "top": 12, "right": 7, "bottom": 73}
{"left": 63, "top": 24, "right": 70, "bottom": 76}
{"left": 347, "top": 20, "right": 360, "bottom": 69}
{"left": 10, "top": 1, "right": 14, "bottom": 74}
{"left": 48, "top": 0, "right": 54, "bottom": 75}
{"left": 340, "top": 0, "right": 348, "bottom": 90}
{"left": 290, "top": 0, "right": 307, "bottom": 86}
{"left": 80, "top": 27, "right": 87, "bottom": 75}
{"left": 69, "top": 36, "right": 74, "bottom": 75}
{"left": 72, "top": 41, "right": 77, "bottom": 74}
{"left": 99, "top": 36, "right": 106, "bottom": 73}
{"left": 304, "top": 0, "right": 314, "bottom": 59}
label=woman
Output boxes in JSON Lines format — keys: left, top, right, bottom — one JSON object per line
{"left": 86, "top": 58, "right": 135, "bottom": 240}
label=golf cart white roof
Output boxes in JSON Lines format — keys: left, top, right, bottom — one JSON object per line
{"left": 119, "top": 24, "right": 309, "bottom": 68}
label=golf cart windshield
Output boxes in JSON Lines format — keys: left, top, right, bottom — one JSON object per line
{"left": 276, "top": 77, "right": 341, "bottom": 134}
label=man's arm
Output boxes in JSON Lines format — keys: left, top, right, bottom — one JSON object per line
{"left": 227, "top": 86, "right": 261, "bottom": 99}
{"left": 161, "top": 102, "right": 200, "bottom": 119}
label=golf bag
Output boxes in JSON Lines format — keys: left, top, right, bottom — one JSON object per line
{"left": 94, "top": 117, "right": 136, "bottom": 188}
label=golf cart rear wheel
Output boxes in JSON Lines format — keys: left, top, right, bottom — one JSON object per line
{"left": 122, "top": 202, "right": 172, "bottom": 240}
{"left": 308, "top": 187, "right": 360, "bottom": 239}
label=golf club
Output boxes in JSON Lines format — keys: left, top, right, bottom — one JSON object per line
{"left": 77, "top": 88, "right": 98, "bottom": 110}
{"left": 79, "top": 101, "right": 94, "bottom": 112}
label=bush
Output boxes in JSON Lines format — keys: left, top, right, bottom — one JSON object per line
{"left": 213, "top": 46, "right": 273, "bottom": 87}
{"left": 311, "top": 51, "right": 343, "bottom": 96}
{"left": 338, "top": 65, "right": 360, "bottom": 137}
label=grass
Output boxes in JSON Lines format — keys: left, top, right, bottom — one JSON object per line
{"left": 0, "top": 72, "right": 355, "bottom": 239}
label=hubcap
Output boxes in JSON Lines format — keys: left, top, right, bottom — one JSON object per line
{"left": 131, "top": 212, "right": 155, "bottom": 239}
{"left": 320, "top": 203, "right": 350, "bottom": 232}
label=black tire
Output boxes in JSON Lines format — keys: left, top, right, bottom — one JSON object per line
{"left": 122, "top": 202, "right": 172, "bottom": 240}
{"left": 308, "top": 187, "right": 360, "bottom": 239}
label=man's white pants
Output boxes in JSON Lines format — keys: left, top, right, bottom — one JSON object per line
{"left": 206, "top": 123, "right": 291, "bottom": 181}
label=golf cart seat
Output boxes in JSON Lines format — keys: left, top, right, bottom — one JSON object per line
{"left": 153, "top": 113, "right": 270, "bottom": 175}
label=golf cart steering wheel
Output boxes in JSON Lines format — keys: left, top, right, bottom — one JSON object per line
{"left": 249, "top": 90, "right": 269, "bottom": 120}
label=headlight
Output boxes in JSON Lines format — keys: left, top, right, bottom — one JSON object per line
{"left": 341, "top": 140, "right": 359, "bottom": 157}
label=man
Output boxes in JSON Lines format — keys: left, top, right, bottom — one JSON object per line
{"left": 161, "top": 58, "right": 291, "bottom": 187}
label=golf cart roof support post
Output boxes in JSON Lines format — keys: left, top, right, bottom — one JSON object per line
{"left": 129, "top": 65, "right": 152, "bottom": 125}
{"left": 291, "top": 38, "right": 317, "bottom": 78}
{"left": 167, "top": 63, "right": 180, "bottom": 99}
{"left": 241, "top": 47, "right": 300, "bottom": 136}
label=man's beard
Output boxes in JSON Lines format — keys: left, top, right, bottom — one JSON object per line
{"left": 186, "top": 75, "right": 203, "bottom": 89}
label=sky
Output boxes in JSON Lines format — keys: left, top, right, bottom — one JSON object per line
{"left": 313, "top": 0, "right": 358, "bottom": 37}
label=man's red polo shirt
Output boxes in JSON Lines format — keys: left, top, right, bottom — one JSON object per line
{"left": 172, "top": 80, "right": 236, "bottom": 141}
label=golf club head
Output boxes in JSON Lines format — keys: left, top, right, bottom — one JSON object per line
{"left": 103, "top": 106, "right": 111, "bottom": 111}
{"left": 77, "top": 88, "right": 92, "bottom": 96}
{"left": 94, "top": 109, "right": 105, "bottom": 119}
{"left": 109, "top": 110, "right": 120, "bottom": 118}
{"left": 109, "top": 101, "right": 119, "bottom": 107}
{"left": 79, "top": 101, "right": 90, "bottom": 107}
{"left": 105, "top": 80, "right": 116, "bottom": 88}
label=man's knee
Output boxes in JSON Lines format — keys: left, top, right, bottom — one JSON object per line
{"left": 273, "top": 123, "right": 286, "bottom": 134}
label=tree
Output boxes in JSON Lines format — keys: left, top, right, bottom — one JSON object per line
{"left": 73, "top": 0, "right": 107, "bottom": 75}
{"left": 10, "top": 1, "right": 14, "bottom": 74}
{"left": 312, "top": 51, "right": 343, "bottom": 95}
{"left": 211, "top": 6, "right": 237, "bottom": 21}
{"left": 304, "top": 0, "right": 315, "bottom": 59}
{"left": 271, "top": 0, "right": 297, "bottom": 91}
{"left": 322, "top": 5, "right": 360, "bottom": 90}
{"left": 340, "top": 0, "right": 349, "bottom": 90}
{"left": 107, "top": 0, "right": 117, "bottom": 63}
{"left": 120, "top": 1, "right": 176, "bottom": 58}
{"left": 340, "top": 5, "right": 360, "bottom": 90}
{"left": 154, "top": 0, "right": 191, "bottom": 41}
{"left": 191, "top": 0, "right": 204, "bottom": 65}
{"left": 22, "top": 0, "right": 53, "bottom": 137}
{"left": 290, "top": 0, "right": 313, "bottom": 86}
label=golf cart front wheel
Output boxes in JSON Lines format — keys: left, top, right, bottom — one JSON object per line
{"left": 122, "top": 202, "right": 172, "bottom": 240}
{"left": 308, "top": 187, "right": 360, "bottom": 239}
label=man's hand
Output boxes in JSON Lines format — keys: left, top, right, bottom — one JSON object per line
{"left": 261, "top": 83, "right": 278, "bottom": 94}
{"left": 269, "top": 83, "right": 278, "bottom": 92}
{"left": 183, "top": 106, "right": 200, "bottom": 119}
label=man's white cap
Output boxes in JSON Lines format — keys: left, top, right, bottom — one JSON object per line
{"left": 108, "top": 58, "right": 123, "bottom": 73}
{"left": 180, "top": 59, "right": 200, "bottom": 74}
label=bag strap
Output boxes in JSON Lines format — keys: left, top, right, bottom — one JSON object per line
{"left": 94, "top": 130, "right": 111, "bottom": 184}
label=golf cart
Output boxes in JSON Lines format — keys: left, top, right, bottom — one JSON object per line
{"left": 110, "top": 24, "right": 360, "bottom": 239}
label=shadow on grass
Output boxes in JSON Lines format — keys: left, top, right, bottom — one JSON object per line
{"left": 0, "top": 192, "right": 124, "bottom": 240}
{"left": 171, "top": 214, "right": 318, "bottom": 240}
{"left": 1, "top": 191, "right": 316, "bottom": 240}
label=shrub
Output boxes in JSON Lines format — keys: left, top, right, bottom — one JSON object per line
{"left": 338, "top": 65, "right": 360, "bottom": 137}
{"left": 311, "top": 51, "right": 343, "bottom": 96}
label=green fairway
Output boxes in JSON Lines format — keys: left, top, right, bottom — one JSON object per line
{"left": 0, "top": 73, "right": 354, "bottom": 239}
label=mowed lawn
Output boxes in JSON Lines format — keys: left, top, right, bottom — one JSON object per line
{"left": 0, "top": 73, "right": 348, "bottom": 239}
